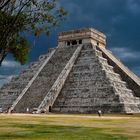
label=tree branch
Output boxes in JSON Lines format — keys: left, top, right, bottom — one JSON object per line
{"left": 0, "top": 0, "right": 11, "bottom": 10}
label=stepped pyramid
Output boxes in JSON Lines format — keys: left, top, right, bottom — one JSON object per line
{"left": 0, "top": 28, "right": 140, "bottom": 114}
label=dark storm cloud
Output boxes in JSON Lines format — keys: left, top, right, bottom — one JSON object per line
{"left": 0, "top": 0, "right": 140, "bottom": 86}
{"left": 60, "top": 0, "right": 140, "bottom": 43}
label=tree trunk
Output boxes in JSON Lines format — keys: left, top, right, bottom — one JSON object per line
{"left": 0, "top": 50, "right": 7, "bottom": 66}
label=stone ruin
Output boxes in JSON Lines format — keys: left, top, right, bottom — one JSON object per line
{"left": 0, "top": 28, "right": 140, "bottom": 114}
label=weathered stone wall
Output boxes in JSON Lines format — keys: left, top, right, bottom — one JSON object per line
{"left": 58, "top": 28, "right": 106, "bottom": 48}
{"left": 52, "top": 44, "right": 140, "bottom": 113}
{"left": 97, "top": 46, "right": 140, "bottom": 98}
{"left": 0, "top": 53, "right": 50, "bottom": 112}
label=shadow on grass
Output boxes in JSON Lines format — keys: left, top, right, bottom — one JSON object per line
{"left": 0, "top": 123, "right": 129, "bottom": 140}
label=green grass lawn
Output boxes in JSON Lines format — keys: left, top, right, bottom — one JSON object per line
{"left": 0, "top": 114, "right": 140, "bottom": 140}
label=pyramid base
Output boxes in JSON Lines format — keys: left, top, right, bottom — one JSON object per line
{"left": 52, "top": 103, "right": 140, "bottom": 114}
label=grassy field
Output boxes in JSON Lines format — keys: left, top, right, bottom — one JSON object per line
{"left": 0, "top": 114, "right": 140, "bottom": 140}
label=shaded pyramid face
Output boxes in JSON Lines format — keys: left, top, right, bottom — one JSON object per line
{"left": 0, "top": 28, "right": 140, "bottom": 114}
{"left": 52, "top": 44, "right": 140, "bottom": 113}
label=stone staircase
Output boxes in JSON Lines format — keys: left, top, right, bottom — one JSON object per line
{"left": 52, "top": 44, "right": 140, "bottom": 113}
{"left": 36, "top": 45, "right": 83, "bottom": 113}
{"left": 13, "top": 45, "right": 77, "bottom": 113}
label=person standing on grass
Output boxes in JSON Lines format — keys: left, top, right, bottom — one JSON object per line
{"left": 26, "top": 107, "right": 29, "bottom": 113}
{"left": 98, "top": 110, "right": 102, "bottom": 117}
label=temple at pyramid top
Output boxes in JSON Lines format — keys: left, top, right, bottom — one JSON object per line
{"left": 58, "top": 28, "right": 106, "bottom": 48}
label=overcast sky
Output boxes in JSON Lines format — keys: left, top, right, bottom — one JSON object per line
{"left": 0, "top": 0, "right": 140, "bottom": 87}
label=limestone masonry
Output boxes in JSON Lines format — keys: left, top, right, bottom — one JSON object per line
{"left": 0, "top": 28, "right": 140, "bottom": 114}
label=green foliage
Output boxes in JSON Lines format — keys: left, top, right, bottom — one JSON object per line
{"left": 0, "top": 0, "right": 67, "bottom": 65}
{"left": 9, "top": 36, "right": 29, "bottom": 64}
{"left": 0, "top": 11, "right": 27, "bottom": 35}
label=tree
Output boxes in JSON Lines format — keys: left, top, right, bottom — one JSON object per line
{"left": 0, "top": 0, "right": 67, "bottom": 65}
